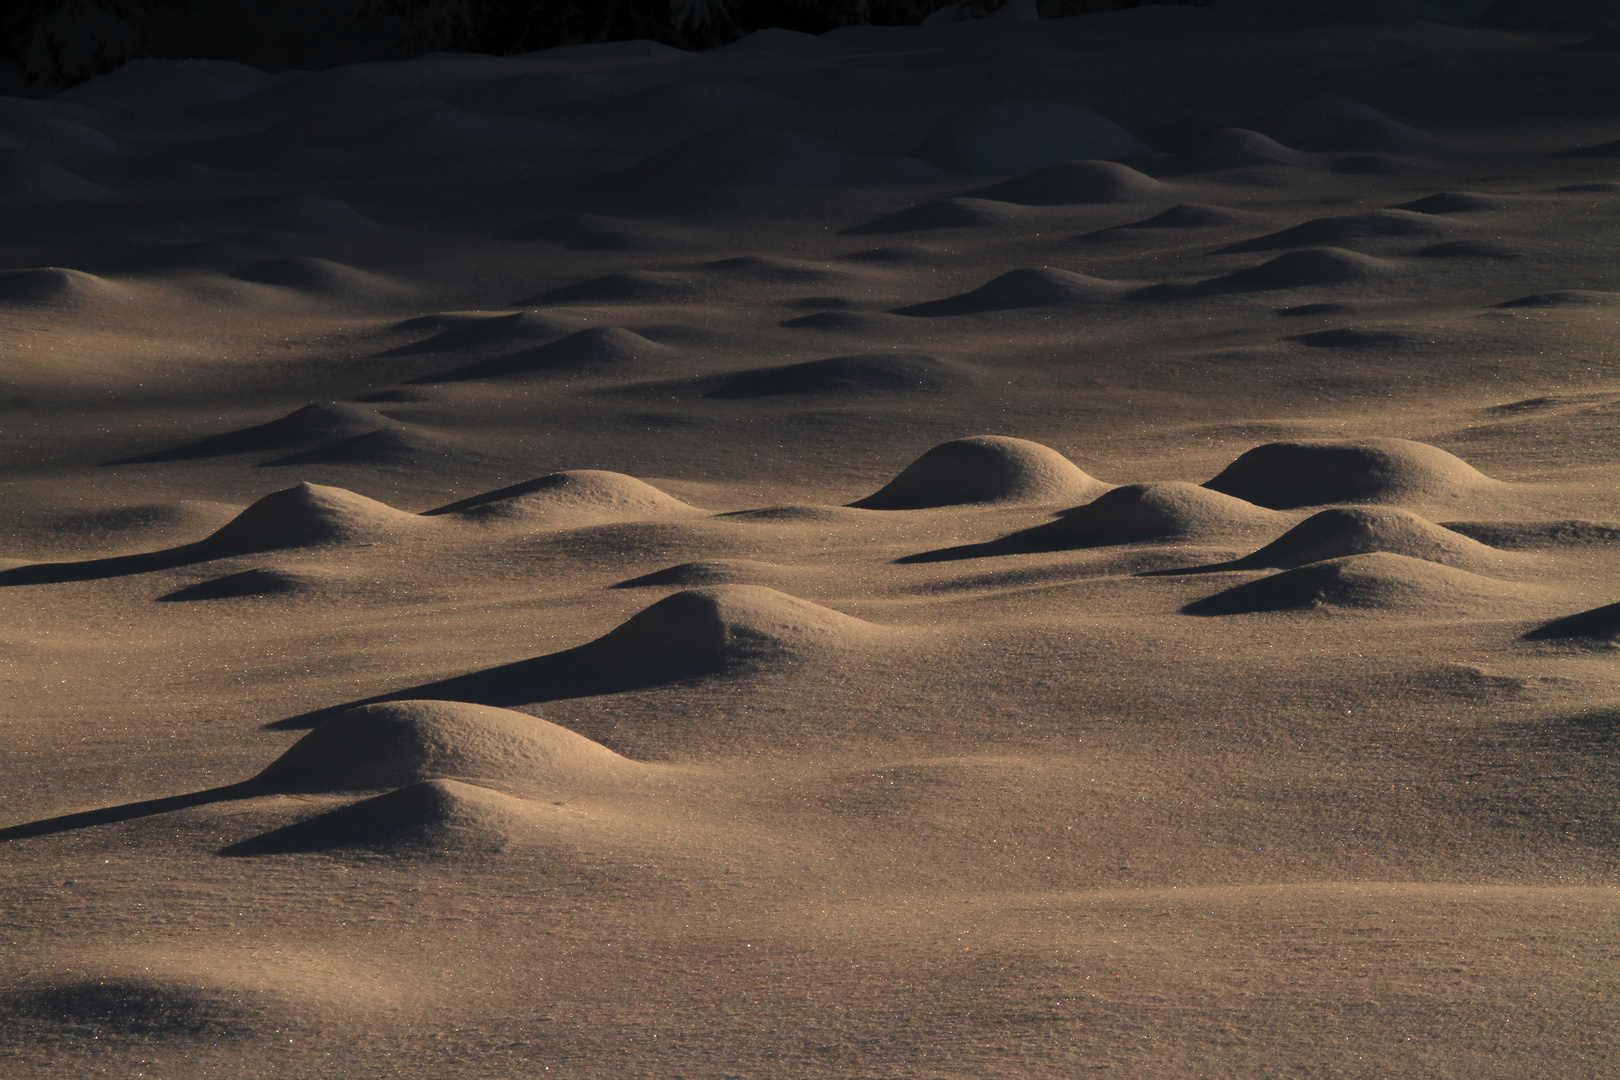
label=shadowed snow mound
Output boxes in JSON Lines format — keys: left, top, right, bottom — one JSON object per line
{"left": 1192, "top": 508, "right": 1513, "bottom": 573}
{"left": 233, "top": 257, "right": 403, "bottom": 302}
{"left": 159, "top": 567, "right": 322, "bottom": 601}
{"left": 1495, "top": 290, "right": 1620, "bottom": 308}
{"left": 708, "top": 353, "right": 970, "bottom": 398}
{"left": 383, "top": 310, "right": 572, "bottom": 356}
{"left": 842, "top": 197, "right": 1025, "bottom": 235}
{"left": 0, "top": 267, "right": 126, "bottom": 309}
{"left": 1107, "top": 203, "right": 1268, "bottom": 231}
{"left": 911, "top": 101, "right": 1147, "bottom": 174}
{"left": 1251, "top": 97, "right": 1447, "bottom": 155}
{"left": 204, "top": 483, "right": 422, "bottom": 551}
{"left": 894, "top": 267, "right": 1130, "bottom": 316}
{"left": 1289, "top": 328, "right": 1413, "bottom": 349}
{"left": 966, "top": 160, "right": 1170, "bottom": 205}
{"left": 902, "top": 482, "right": 1281, "bottom": 563}
{"left": 855, "top": 436, "right": 1104, "bottom": 510}
{"left": 1523, "top": 602, "right": 1620, "bottom": 643}
{"left": 1218, "top": 210, "right": 1447, "bottom": 253}
{"left": 1182, "top": 553, "right": 1527, "bottom": 616}
{"left": 1393, "top": 192, "right": 1507, "bottom": 214}
{"left": 221, "top": 779, "right": 553, "bottom": 857}
{"left": 111, "top": 403, "right": 389, "bottom": 464}
{"left": 253, "top": 700, "right": 633, "bottom": 793}
{"left": 625, "top": 127, "right": 940, "bottom": 189}
{"left": 426, "top": 470, "right": 696, "bottom": 526}
{"left": 277, "top": 587, "right": 882, "bottom": 725}
{"left": 1203, "top": 439, "right": 1498, "bottom": 509}
{"left": 504, "top": 213, "right": 699, "bottom": 250}
{"left": 1131, "top": 248, "right": 1399, "bottom": 300}
{"left": 416, "top": 326, "right": 669, "bottom": 383}
{"left": 0, "top": 150, "right": 112, "bottom": 201}
{"left": 613, "top": 559, "right": 798, "bottom": 590}
{"left": 1166, "top": 127, "right": 1313, "bottom": 173}
{"left": 260, "top": 427, "right": 457, "bottom": 468}
{"left": 524, "top": 271, "right": 695, "bottom": 306}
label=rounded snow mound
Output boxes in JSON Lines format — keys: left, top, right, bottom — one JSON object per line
{"left": 0, "top": 267, "right": 127, "bottom": 309}
{"left": 426, "top": 470, "right": 697, "bottom": 525}
{"left": 911, "top": 100, "right": 1147, "bottom": 174}
{"left": 589, "top": 586, "right": 880, "bottom": 673}
{"left": 1220, "top": 210, "right": 1447, "bottom": 253}
{"left": 1252, "top": 97, "right": 1447, "bottom": 155}
{"left": 895, "top": 268, "right": 1130, "bottom": 316}
{"left": 1184, "top": 552, "right": 1527, "bottom": 616}
{"left": 1203, "top": 438, "right": 1499, "bottom": 509}
{"left": 253, "top": 700, "right": 634, "bottom": 793}
{"left": 967, "top": 160, "right": 1170, "bottom": 206}
{"left": 205, "top": 483, "right": 421, "bottom": 553}
{"left": 1225, "top": 507, "right": 1513, "bottom": 572}
{"left": 1008, "top": 482, "right": 1284, "bottom": 549}
{"left": 111, "top": 402, "right": 388, "bottom": 464}
{"left": 854, "top": 436, "right": 1105, "bottom": 510}
{"left": 1213, "top": 248, "right": 1400, "bottom": 292}
{"left": 417, "top": 326, "right": 669, "bottom": 383}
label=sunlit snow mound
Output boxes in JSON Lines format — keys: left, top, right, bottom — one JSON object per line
{"left": 855, "top": 436, "right": 1106, "bottom": 509}
{"left": 426, "top": 470, "right": 698, "bottom": 526}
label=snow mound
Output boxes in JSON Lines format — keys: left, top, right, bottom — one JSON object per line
{"left": 417, "top": 327, "right": 669, "bottom": 382}
{"left": 504, "top": 213, "right": 699, "bottom": 250}
{"left": 524, "top": 271, "right": 696, "bottom": 306}
{"left": 252, "top": 700, "right": 633, "bottom": 793}
{"left": 967, "top": 160, "right": 1171, "bottom": 205}
{"left": 261, "top": 427, "right": 458, "bottom": 468}
{"left": 708, "top": 353, "right": 971, "bottom": 398}
{"left": 1251, "top": 97, "right": 1447, "bottom": 155}
{"left": 0, "top": 150, "right": 113, "bottom": 201}
{"left": 204, "top": 483, "right": 421, "bottom": 553}
{"left": 613, "top": 559, "right": 800, "bottom": 590}
{"left": 1289, "top": 328, "right": 1414, "bottom": 349}
{"left": 233, "top": 257, "right": 405, "bottom": 303}
{"left": 1222, "top": 508, "right": 1512, "bottom": 572}
{"left": 1393, "top": 192, "right": 1507, "bottom": 214}
{"left": 159, "top": 567, "right": 325, "bottom": 602}
{"left": 1495, "top": 290, "right": 1620, "bottom": 308}
{"left": 112, "top": 403, "right": 388, "bottom": 464}
{"left": 894, "top": 268, "right": 1131, "bottom": 316}
{"left": 426, "top": 470, "right": 697, "bottom": 526}
{"left": 1183, "top": 553, "right": 1528, "bottom": 616}
{"left": 1203, "top": 439, "right": 1499, "bottom": 509}
{"left": 0, "top": 267, "right": 126, "bottom": 310}
{"left": 1170, "top": 128, "right": 1313, "bottom": 172}
{"left": 625, "top": 127, "right": 941, "bottom": 189}
{"left": 1109, "top": 203, "right": 1269, "bottom": 231}
{"left": 843, "top": 197, "right": 1025, "bottom": 235}
{"left": 1133, "top": 248, "right": 1400, "bottom": 299}
{"left": 910, "top": 101, "right": 1147, "bottom": 174}
{"left": 1218, "top": 210, "right": 1447, "bottom": 253}
{"left": 384, "top": 310, "right": 572, "bottom": 356}
{"left": 854, "top": 436, "right": 1105, "bottom": 510}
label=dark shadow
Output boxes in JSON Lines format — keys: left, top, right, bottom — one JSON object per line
{"left": 0, "top": 781, "right": 260, "bottom": 844}
{"left": 1180, "top": 564, "right": 1342, "bottom": 615}
{"left": 410, "top": 326, "right": 663, "bottom": 384}
{"left": 1523, "top": 601, "right": 1620, "bottom": 643}
{"left": 105, "top": 403, "right": 384, "bottom": 465}
{"left": 0, "top": 541, "right": 220, "bottom": 586}
{"left": 158, "top": 568, "right": 310, "bottom": 602}
{"left": 707, "top": 354, "right": 964, "bottom": 399}
{"left": 219, "top": 786, "right": 430, "bottom": 856}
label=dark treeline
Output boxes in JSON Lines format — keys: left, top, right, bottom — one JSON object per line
{"left": 2, "top": 0, "right": 1205, "bottom": 90}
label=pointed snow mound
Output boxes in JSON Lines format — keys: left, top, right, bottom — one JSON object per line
{"left": 894, "top": 268, "right": 1130, "bottom": 316}
{"left": 110, "top": 403, "right": 388, "bottom": 464}
{"left": 967, "top": 160, "right": 1169, "bottom": 206}
{"left": 253, "top": 700, "right": 633, "bottom": 793}
{"left": 1523, "top": 601, "right": 1620, "bottom": 643}
{"left": 222, "top": 779, "right": 547, "bottom": 857}
{"left": 1204, "top": 438, "right": 1499, "bottom": 509}
{"left": 204, "top": 483, "right": 421, "bottom": 553}
{"left": 911, "top": 101, "right": 1147, "bottom": 174}
{"left": 855, "top": 436, "right": 1105, "bottom": 510}
{"left": 1183, "top": 553, "right": 1527, "bottom": 616}
{"left": 1219, "top": 507, "right": 1513, "bottom": 572}
{"left": 426, "top": 470, "right": 697, "bottom": 527}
